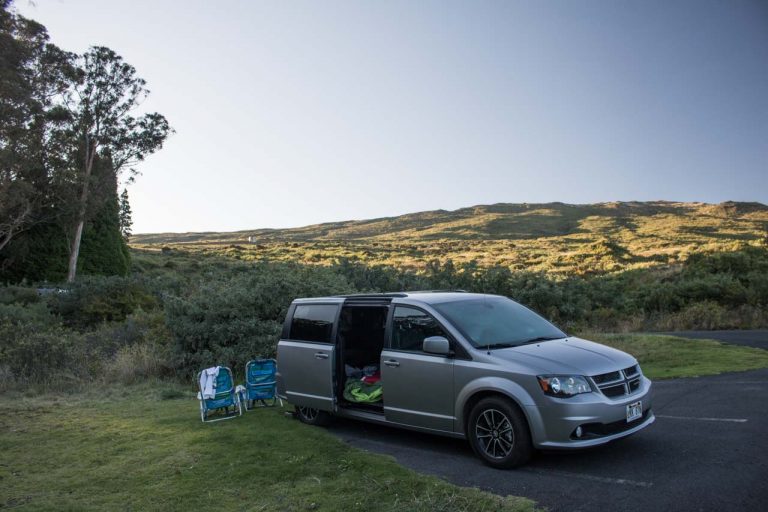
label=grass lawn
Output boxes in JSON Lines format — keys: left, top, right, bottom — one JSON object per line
{"left": 588, "top": 333, "right": 768, "bottom": 379}
{"left": 0, "top": 385, "right": 536, "bottom": 512}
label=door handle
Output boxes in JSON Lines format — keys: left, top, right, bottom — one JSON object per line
{"left": 384, "top": 359, "right": 400, "bottom": 368}
{"left": 314, "top": 352, "right": 329, "bottom": 360}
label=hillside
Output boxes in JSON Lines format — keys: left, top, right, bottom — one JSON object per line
{"left": 131, "top": 201, "right": 768, "bottom": 275}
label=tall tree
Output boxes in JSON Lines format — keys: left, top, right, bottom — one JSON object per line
{"left": 78, "top": 159, "right": 130, "bottom": 277}
{"left": 0, "top": 0, "right": 74, "bottom": 252}
{"left": 61, "top": 46, "right": 171, "bottom": 282}
{"left": 118, "top": 188, "right": 132, "bottom": 241}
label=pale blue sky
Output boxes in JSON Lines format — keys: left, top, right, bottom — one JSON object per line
{"left": 17, "top": 0, "right": 768, "bottom": 233}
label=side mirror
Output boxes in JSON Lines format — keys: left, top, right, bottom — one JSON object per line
{"left": 423, "top": 336, "right": 451, "bottom": 356}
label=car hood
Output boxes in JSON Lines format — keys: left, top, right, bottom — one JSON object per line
{"left": 491, "top": 337, "right": 637, "bottom": 376}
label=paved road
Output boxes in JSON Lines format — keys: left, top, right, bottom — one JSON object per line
{"left": 653, "top": 329, "right": 768, "bottom": 349}
{"left": 327, "top": 368, "right": 768, "bottom": 511}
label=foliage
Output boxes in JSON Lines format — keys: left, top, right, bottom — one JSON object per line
{"left": 60, "top": 45, "right": 172, "bottom": 282}
{"left": 48, "top": 275, "right": 157, "bottom": 328}
{"left": 77, "top": 170, "right": 131, "bottom": 277}
{"left": 0, "top": 321, "right": 92, "bottom": 387}
{"left": 0, "top": 221, "right": 71, "bottom": 282}
{"left": 118, "top": 188, "right": 132, "bottom": 241}
{"left": 108, "top": 342, "right": 168, "bottom": 384}
{"left": 164, "top": 262, "right": 354, "bottom": 375}
{"left": 0, "top": 285, "right": 39, "bottom": 305}
{"left": 0, "top": 2, "right": 171, "bottom": 283}
{"left": 1, "top": 245, "right": 767, "bottom": 390}
{"left": 0, "top": 0, "right": 75, "bottom": 252}
{"left": 0, "top": 288, "right": 169, "bottom": 389}
{"left": 0, "top": 301, "right": 55, "bottom": 326}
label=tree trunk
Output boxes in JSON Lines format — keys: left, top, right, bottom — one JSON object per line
{"left": 0, "top": 202, "right": 32, "bottom": 253}
{"left": 66, "top": 218, "right": 85, "bottom": 282}
{"left": 66, "top": 136, "right": 97, "bottom": 283}
{"left": 0, "top": 230, "right": 14, "bottom": 253}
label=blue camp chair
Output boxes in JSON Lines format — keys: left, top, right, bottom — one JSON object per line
{"left": 242, "top": 359, "right": 282, "bottom": 410}
{"left": 197, "top": 366, "right": 242, "bottom": 423}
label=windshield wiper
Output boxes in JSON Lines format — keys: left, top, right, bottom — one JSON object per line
{"left": 483, "top": 342, "right": 517, "bottom": 350}
{"left": 483, "top": 336, "right": 564, "bottom": 351}
{"left": 517, "top": 336, "right": 563, "bottom": 345}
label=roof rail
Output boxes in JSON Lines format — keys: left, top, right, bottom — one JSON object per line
{"left": 335, "top": 292, "right": 408, "bottom": 299}
{"left": 406, "top": 289, "right": 469, "bottom": 294}
{"left": 336, "top": 290, "right": 470, "bottom": 298}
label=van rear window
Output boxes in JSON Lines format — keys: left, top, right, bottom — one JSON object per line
{"left": 290, "top": 304, "right": 337, "bottom": 343}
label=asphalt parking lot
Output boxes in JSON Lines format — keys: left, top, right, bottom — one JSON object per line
{"left": 327, "top": 332, "right": 768, "bottom": 511}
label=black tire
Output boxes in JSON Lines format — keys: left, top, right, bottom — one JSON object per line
{"left": 295, "top": 405, "right": 332, "bottom": 426}
{"left": 467, "top": 396, "right": 533, "bottom": 468}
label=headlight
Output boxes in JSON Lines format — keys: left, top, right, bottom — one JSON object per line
{"left": 537, "top": 375, "right": 593, "bottom": 398}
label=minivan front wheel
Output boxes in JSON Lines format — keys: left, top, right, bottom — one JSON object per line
{"left": 468, "top": 397, "right": 532, "bottom": 468}
{"left": 295, "top": 405, "right": 331, "bottom": 426}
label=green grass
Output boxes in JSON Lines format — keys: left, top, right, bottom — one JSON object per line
{"left": 588, "top": 333, "right": 768, "bottom": 379}
{"left": 0, "top": 384, "right": 537, "bottom": 512}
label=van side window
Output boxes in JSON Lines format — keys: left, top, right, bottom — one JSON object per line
{"left": 290, "top": 305, "right": 337, "bottom": 343}
{"left": 391, "top": 306, "right": 447, "bottom": 352}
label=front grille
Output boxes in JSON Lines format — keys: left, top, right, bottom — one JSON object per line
{"left": 591, "top": 365, "right": 643, "bottom": 399}
{"left": 624, "top": 365, "right": 639, "bottom": 377}
{"left": 601, "top": 383, "right": 627, "bottom": 398}
{"left": 592, "top": 371, "right": 622, "bottom": 385}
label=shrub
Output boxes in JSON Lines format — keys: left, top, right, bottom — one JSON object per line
{"left": 49, "top": 276, "right": 158, "bottom": 328}
{"left": 0, "top": 286, "right": 40, "bottom": 305}
{"left": 108, "top": 343, "right": 169, "bottom": 384}
{"left": 0, "top": 301, "right": 57, "bottom": 326}
{"left": 165, "top": 262, "right": 354, "bottom": 375}
{"left": 0, "top": 322, "right": 93, "bottom": 386}
{"left": 656, "top": 301, "right": 731, "bottom": 330}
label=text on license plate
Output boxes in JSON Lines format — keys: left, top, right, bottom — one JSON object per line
{"left": 626, "top": 401, "right": 642, "bottom": 422}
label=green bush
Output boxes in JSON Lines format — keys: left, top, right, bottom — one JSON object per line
{"left": 2, "top": 247, "right": 767, "bottom": 390}
{"left": 0, "top": 286, "right": 40, "bottom": 305}
{"left": 108, "top": 343, "right": 169, "bottom": 384}
{"left": 0, "top": 301, "right": 56, "bottom": 326}
{"left": 0, "top": 322, "right": 91, "bottom": 386}
{"left": 165, "top": 262, "right": 354, "bottom": 376}
{"left": 49, "top": 276, "right": 158, "bottom": 328}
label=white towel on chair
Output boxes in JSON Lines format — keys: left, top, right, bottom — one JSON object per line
{"left": 199, "top": 366, "right": 220, "bottom": 399}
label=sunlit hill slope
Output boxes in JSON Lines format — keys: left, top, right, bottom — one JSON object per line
{"left": 131, "top": 201, "right": 768, "bottom": 275}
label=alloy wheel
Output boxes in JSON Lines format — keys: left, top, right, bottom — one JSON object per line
{"left": 475, "top": 408, "right": 515, "bottom": 459}
{"left": 298, "top": 406, "right": 319, "bottom": 421}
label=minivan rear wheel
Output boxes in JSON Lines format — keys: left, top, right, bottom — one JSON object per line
{"left": 295, "top": 405, "right": 331, "bottom": 426}
{"left": 467, "top": 396, "right": 532, "bottom": 468}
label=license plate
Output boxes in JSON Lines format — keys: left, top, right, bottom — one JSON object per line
{"left": 626, "top": 401, "right": 642, "bottom": 422}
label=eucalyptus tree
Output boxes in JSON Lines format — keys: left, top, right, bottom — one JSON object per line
{"left": 0, "top": 0, "right": 74, "bottom": 252}
{"left": 61, "top": 46, "right": 171, "bottom": 282}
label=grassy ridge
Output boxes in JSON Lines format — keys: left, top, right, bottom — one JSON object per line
{"left": 131, "top": 201, "right": 768, "bottom": 275}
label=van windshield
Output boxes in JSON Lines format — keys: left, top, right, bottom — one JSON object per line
{"left": 432, "top": 296, "right": 566, "bottom": 348}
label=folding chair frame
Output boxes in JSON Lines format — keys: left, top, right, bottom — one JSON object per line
{"left": 197, "top": 366, "right": 243, "bottom": 423}
{"left": 243, "top": 359, "right": 283, "bottom": 411}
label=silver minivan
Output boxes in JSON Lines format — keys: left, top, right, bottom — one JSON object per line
{"left": 276, "top": 292, "right": 654, "bottom": 468}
